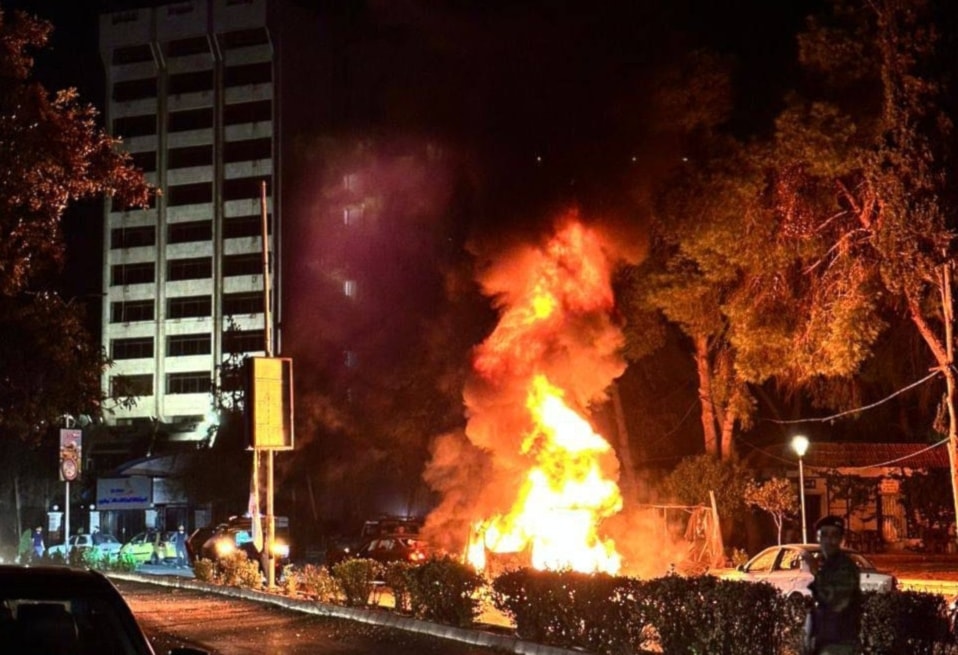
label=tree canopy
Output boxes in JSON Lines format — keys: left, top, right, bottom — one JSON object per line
{"left": 0, "top": 10, "right": 150, "bottom": 443}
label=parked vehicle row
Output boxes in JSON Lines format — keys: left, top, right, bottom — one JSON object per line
{"left": 44, "top": 530, "right": 178, "bottom": 566}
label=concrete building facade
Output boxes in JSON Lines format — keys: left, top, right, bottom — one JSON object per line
{"left": 98, "top": 0, "right": 280, "bottom": 442}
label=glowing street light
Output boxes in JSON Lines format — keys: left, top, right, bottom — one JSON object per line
{"left": 791, "top": 435, "right": 810, "bottom": 543}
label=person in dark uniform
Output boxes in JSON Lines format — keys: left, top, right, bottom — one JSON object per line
{"left": 803, "top": 515, "right": 862, "bottom": 655}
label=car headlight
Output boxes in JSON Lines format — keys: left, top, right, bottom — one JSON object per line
{"left": 272, "top": 542, "right": 290, "bottom": 558}
{"left": 214, "top": 540, "right": 235, "bottom": 557}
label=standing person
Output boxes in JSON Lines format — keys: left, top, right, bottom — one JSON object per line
{"left": 802, "top": 515, "right": 862, "bottom": 655}
{"left": 173, "top": 525, "right": 189, "bottom": 567}
{"left": 31, "top": 526, "right": 45, "bottom": 561}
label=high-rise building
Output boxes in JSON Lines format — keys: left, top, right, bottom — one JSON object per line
{"left": 98, "top": 0, "right": 280, "bottom": 445}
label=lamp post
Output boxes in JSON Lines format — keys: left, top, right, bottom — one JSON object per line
{"left": 791, "top": 435, "right": 810, "bottom": 543}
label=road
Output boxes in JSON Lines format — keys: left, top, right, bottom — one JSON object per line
{"left": 116, "top": 579, "right": 512, "bottom": 655}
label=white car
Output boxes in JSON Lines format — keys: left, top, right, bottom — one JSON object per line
{"left": 46, "top": 532, "right": 123, "bottom": 558}
{"left": 716, "top": 543, "right": 896, "bottom": 598}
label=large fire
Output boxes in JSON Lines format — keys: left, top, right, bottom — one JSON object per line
{"left": 463, "top": 215, "right": 628, "bottom": 574}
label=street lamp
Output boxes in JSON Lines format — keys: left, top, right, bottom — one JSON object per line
{"left": 791, "top": 435, "right": 810, "bottom": 543}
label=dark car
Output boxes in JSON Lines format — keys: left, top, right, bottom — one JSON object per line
{"left": 325, "top": 515, "right": 425, "bottom": 566}
{"left": 198, "top": 515, "right": 290, "bottom": 576}
{"left": 0, "top": 564, "right": 206, "bottom": 654}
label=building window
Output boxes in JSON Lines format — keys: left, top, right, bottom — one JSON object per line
{"left": 112, "top": 44, "right": 153, "bottom": 65}
{"left": 344, "top": 350, "right": 358, "bottom": 368}
{"left": 343, "top": 205, "right": 363, "bottom": 226}
{"left": 223, "top": 138, "right": 271, "bottom": 163}
{"left": 223, "top": 253, "right": 261, "bottom": 277}
{"left": 168, "top": 333, "right": 211, "bottom": 356}
{"left": 113, "top": 115, "right": 155, "bottom": 138}
{"left": 224, "top": 215, "right": 269, "bottom": 239}
{"left": 168, "top": 295, "right": 212, "bottom": 319}
{"left": 223, "top": 177, "right": 265, "bottom": 201}
{"left": 224, "top": 62, "right": 271, "bottom": 87}
{"left": 168, "top": 144, "right": 212, "bottom": 169}
{"left": 167, "top": 182, "right": 212, "bottom": 206}
{"left": 131, "top": 150, "right": 157, "bottom": 172}
{"left": 169, "top": 70, "right": 213, "bottom": 95}
{"left": 168, "top": 221, "right": 212, "bottom": 243}
{"left": 343, "top": 279, "right": 357, "bottom": 298}
{"left": 168, "top": 108, "right": 213, "bottom": 132}
{"left": 111, "top": 262, "right": 154, "bottom": 285}
{"left": 168, "top": 257, "right": 212, "bottom": 281}
{"left": 111, "top": 300, "right": 154, "bottom": 323}
{"left": 112, "top": 77, "right": 156, "bottom": 102}
{"left": 223, "top": 329, "right": 265, "bottom": 353}
{"left": 167, "top": 372, "right": 210, "bottom": 394}
{"left": 111, "top": 337, "right": 154, "bottom": 359}
{"left": 219, "top": 28, "right": 269, "bottom": 49}
{"left": 110, "top": 226, "right": 155, "bottom": 249}
{"left": 223, "top": 100, "right": 271, "bottom": 125}
{"left": 111, "top": 374, "right": 153, "bottom": 396}
{"left": 222, "top": 292, "right": 261, "bottom": 315}
{"left": 166, "top": 36, "right": 210, "bottom": 57}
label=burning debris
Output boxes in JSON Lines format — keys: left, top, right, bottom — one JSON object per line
{"left": 425, "top": 210, "right": 646, "bottom": 575}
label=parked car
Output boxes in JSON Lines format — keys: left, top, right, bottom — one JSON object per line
{"left": 0, "top": 564, "right": 207, "bottom": 654}
{"left": 198, "top": 515, "right": 290, "bottom": 576}
{"left": 325, "top": 515, "right": 425, "bottom": 565}
{"left": 716, "top": 543, "right": 897, "bottom": 598}
{"left": 46, "top": 532, "right": 123, "bottom": 559}
{"left": 120, "top": 530, "right": 177, "bottom": 565}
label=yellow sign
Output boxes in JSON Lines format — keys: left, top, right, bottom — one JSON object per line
{"left": 246, "top": 357, "right": 294, "bottom": 450}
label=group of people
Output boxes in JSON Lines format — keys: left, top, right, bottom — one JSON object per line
{"left": 15, "top": 524, "right": 190, "bottom": 567}
{"left": 803, "top": 515, "right": 863, "bottom": 655}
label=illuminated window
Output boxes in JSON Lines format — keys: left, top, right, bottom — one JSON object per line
{"left": 343, "top": 205, "right": 363, "bottom": 226}
{"left": 343, "top": 280, "right": 357, "bottom": 298}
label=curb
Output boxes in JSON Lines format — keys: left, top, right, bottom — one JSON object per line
{"left": 108, "top": 571, "right": 580, "bottom": 655}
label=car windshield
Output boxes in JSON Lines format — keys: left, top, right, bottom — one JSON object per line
{"left": 0, "top": 594, "right": 148, "bottom": 654}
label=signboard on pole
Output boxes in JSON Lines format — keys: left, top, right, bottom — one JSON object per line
{"left": 59, "top": 428, "right": 82, "bottom": 482}
{"left": 246, "top": 356, "right": 294, "bottom": 450}
{"left": 96, "top": 477, "right": 152, "bottom": 510}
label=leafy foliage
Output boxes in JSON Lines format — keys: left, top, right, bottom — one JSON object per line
{"left": 744, "top": 477, "right": 799, "bottom": 545}
{"left": 663, "top": 454, "right": 751, "bottom": 523}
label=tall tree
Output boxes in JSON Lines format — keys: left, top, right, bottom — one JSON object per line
{"left": 0, "top": 9, "right": 149, "bottom": 444}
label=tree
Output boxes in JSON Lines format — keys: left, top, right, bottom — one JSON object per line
{"left": 663, "top": 454, "right": 751, "bottom": 531}
{"left": 0, "top": 9, "right": 150, "bottom": 443}
{"left": 744, "top": 477, "right": 799, "bottom": 545}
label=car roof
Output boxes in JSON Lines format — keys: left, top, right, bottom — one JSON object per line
{"left": 0, "top": 565, "right": 118, "bottom": 597}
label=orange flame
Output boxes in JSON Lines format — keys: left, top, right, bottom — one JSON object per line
{"left": 466, "top": 216, "right": 624, "bottom": 574}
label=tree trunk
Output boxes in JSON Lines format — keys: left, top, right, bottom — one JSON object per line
{"left": 906, "top": 264, "right": 958, "bottom": 548}
{"left": 694, "top": 335, "right": 720, "bottom": 458}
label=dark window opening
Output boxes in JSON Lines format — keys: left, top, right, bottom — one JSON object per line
{"left": 168, "top": 257, "right": 212, "bottom": 281}
{"left": 223, "top": 253, "right": 261, "bottom": 276}
{"left": 167, "top": 182, "right": 212, "bottom": 206}
{"left": 110, "top": 226, "right": 155, "bottom": 249}
{"left": 223, "top": 177, "right": 266, "bottom": 201}
{"left": 168, "top": 295, "right": 212, "bottom": 318}
{"left": 112, "top": 337, "right": 154, "bottom": 359}
{"left": 224, "top": 215, "right": 269, "bottom": 239}
{"left": 223, "top": 138, "right": 271, "bottom": 163}
{"left": 169, "top": 70, "right": 213, "bottom": 95}
{"left": 113, "top": 114, "right": 156, "bottom": 138}
{"left": 168, "top": 107, "right": 213, "bottom": 132}
{"left": 223, "top": 100, "right": 270, "bottom": 125}
{"left": 111, "top": 193, "right": 156, "bottom": 213}
{"left": 223, "top": 329, "right": 265, "bottom": 354}
{"left": 222, "top": 292, "right": 261, "bottom": 315}
{"left": 131, "top": 150, "right": 157, "bottom": 172}
{"left": 168, "top": 145, "right": 212, "bottom": 168}
{"left": 168, "top": 220, "right": 212, "bottom": 243}
{"left": 113, "top": 77, "right": 156, "bottom": 102}
{"left": 111, "top": 374, "right": 153, "bottom": 396}
{"left": 112, "top": 44, "right": 153, "bottom": 65}
{"left": 168, "top": 333, "right": 211, "bottom": 356}
{"left": 111, "top": 262, "right": 154, "bottom": 285}
{"left": 167, "top": 36, "right": 210, "bottom": 57}
{"left": 167, "top": 372, "right": 210, "bottom": 394}
{"left": 219, "top": 28, "right": 270, "bottom": 49}
{"left": 224, "top": 62, "right": 271, "bottom": 87}
{"left": 110, "top": 300, "right": 154, "bottom": 323}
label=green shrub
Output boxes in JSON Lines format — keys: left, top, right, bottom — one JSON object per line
{"left": 214, "top": 550, "right": 263, "bottom": 588}
{"left": 300, "top": 563, "right": 342, "bottom": 603}
{"left": 193, "top": 558, "right": 216, "bottom": 582}
{"left": 281, "top": 564, "right": 298, "bottom": 596}
{"left": 861, "top": 590, "right": 951, "bottom": 655}
{"left": 332, "top": 559, "right": 382, "bottom": 607}
{"left": 405, "top": 556, "right": 484, "bottom": 627}
{"left": 383, "top": 561, "right": 415, "bottom": 613}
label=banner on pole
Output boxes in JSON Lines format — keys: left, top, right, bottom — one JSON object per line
{"left": 59, "top": 429, "right": 82, "bottom": 482}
